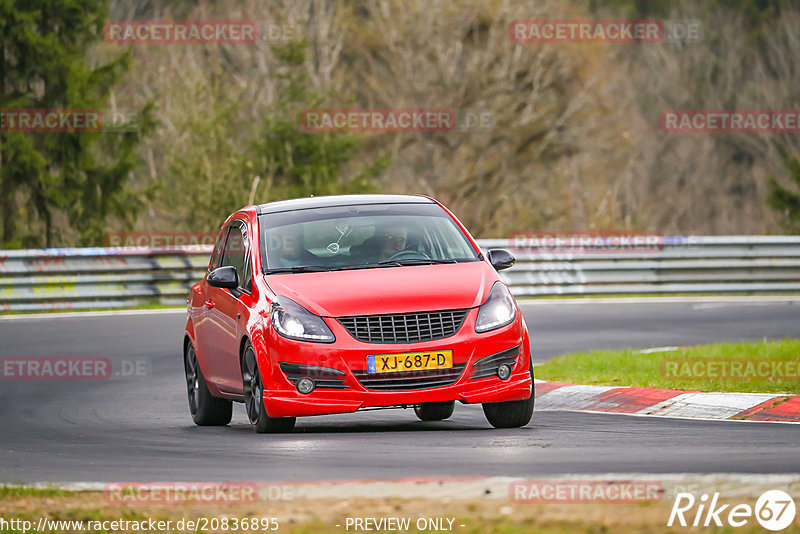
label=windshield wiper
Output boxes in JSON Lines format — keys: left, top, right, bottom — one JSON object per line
{"left": 271, "top": 259, "right": 459, "bottom": 274}
{"left": 263, "top": 265, "right": 332, "bottom": 274}
{"left": 377, "top": 258, "right": 458, "bottom": 266}
{"left": 329, "top": 262, "right": 400, "bottom": 271}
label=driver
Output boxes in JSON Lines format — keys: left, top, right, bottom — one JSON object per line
{"left": 375, "top": 224, "right": 408, "bottom": 261}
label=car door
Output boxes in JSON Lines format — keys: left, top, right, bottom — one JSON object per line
{"left": 197, "top": 220, "right": 250, "bottom": 393}
{"left": 193, "top": 224, "right": 229, "bottom": 387}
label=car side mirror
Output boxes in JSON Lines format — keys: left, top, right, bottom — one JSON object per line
{"left": 487, "top": 249, "right": 516, "bottom": 271}
{"left": 207, "top": 266, "right": 239, "bottom": 289}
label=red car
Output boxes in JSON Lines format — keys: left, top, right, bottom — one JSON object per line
{"left": 183, "top": 195, "right": 533, "bottom": 433}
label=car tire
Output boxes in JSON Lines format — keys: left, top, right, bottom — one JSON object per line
{"left": 414, "top": 401, "right": 455, "bottom": 421}
{"left": 482, "top": 358, "right": 534, "bottom": 429}
{"left": 185, "top": 342, "right": 233, "bottom": 426}
{"left": 242, "top": 341, "right": 296, "bottom": 434}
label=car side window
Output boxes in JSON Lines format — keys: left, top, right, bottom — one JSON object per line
{"left": 209, "top": 227, "right": 229, "bottom": 272}
{"left": 239, "top": 226, "right": 253, "bottom": 293}
{"left": 221, "top": 221, "right": 252, "bottom": 293}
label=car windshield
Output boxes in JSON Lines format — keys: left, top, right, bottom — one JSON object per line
{"left": 259, "top": 202, "right": 481, "bottom": 273}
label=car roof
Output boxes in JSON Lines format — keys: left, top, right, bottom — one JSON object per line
{"left": 255, "top": 194, "right": 434, "bottom": 215}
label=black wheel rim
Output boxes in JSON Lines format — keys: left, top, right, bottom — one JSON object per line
{"left": 185, "top": 346, "right": 199, "bottom": 416}
{"left": 243, "top": 347, "right": 262, "bottom": 424}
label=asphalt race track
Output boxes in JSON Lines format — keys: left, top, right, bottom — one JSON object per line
{"left": 1, "top": 297, "right": 799, "bottom": 483}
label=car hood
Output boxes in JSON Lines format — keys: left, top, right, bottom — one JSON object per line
{"left": 264, "top": 261, "right": 496, "bottom": 317}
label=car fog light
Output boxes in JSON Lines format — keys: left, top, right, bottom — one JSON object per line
{"left": 497, "top": 364, "right": 511, "bottom": 381}
{"left": 296, "top": 377, "right": 315, "bottom": 394}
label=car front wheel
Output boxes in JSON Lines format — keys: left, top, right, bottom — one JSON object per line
{"left": 482, "top": 359, "right": 534, "bottom": 429}
{"left": 242, "top": 341, "right": 296, "bottom": 433}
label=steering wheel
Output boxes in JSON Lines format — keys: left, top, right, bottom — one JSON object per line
{"left": 386, "top": 249, "right": 431, "bottom": 261}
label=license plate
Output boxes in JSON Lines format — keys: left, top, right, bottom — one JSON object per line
{"left": 367, "top": 350, "right": 453, "bottom": 374}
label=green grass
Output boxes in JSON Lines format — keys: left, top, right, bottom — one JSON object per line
{"left": 0, "top": 485, "right": 73, "bottom": 498}
{"left": 535, "top": 339, "right": 800, "bottom": 394}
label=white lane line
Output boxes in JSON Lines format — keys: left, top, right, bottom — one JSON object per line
{"left": 691, "top": 301, "right": 798, "bottom": 310}
{"left": 0, "top": 308, "right": 186, "bottom": 321}
{"left": 636, "top": 346, "right": 687, "bottom": 354}
{"left": 3, "top": 295, "right": 798, "bottom": 319}
{"left": 520, "top": 296, "right": 800, "bottom": 306}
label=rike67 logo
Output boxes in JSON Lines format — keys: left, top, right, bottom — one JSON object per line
{"left": 668, "top": 490, "right": 796, "bottom": 531}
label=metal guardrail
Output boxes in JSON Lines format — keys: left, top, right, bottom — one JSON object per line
{"left": 1, "top": 236, "right": 799, "bottom": 311}
{"left": 485, "top": 235, "right": 800, "bottom": 297}
{"left": 0, "top": 246, "right": 212, "bottom": 312}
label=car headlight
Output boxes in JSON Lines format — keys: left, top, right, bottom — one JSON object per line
{"left": 475, "top": 282, "right": 517, "bottom": 333}
{"left": 271, "top": 297, "right": 335, "bottom": 343}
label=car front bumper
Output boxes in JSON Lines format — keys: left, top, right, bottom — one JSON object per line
{"left": 260, "top": 308, "right": 532, "bottom": 418}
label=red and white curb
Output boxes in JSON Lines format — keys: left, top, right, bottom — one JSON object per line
{"left": 534, "top": 380, "right": 800, "bottom": 423}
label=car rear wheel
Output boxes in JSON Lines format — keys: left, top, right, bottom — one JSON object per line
{"left": 185, "top": 342, "right": 233, "bottom": 426}
{"left": 482, "top": 358, "right": 534, "bottom": 429}
{"left": 414, "top": 401, "right": 455, "bottom": 421}
{"left": 242, "top": 342, "right": 296, "bottom": 433}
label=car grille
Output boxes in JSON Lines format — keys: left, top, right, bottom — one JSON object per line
{"left": 352, "top": 363, "right": 467, "bottom": 391}
{"left": 337, "top": 309, "right": 469, "bottom": 344}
